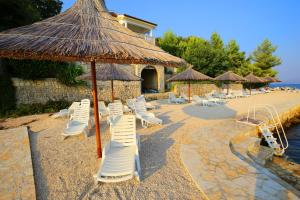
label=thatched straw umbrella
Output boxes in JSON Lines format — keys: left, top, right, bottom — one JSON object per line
{"left": 214, "top": 71, "right": 246, "bottom": 94}
{"left": 273, "top": 77, "right": 282, "bottom": 83}
{"left": 244, "top": 73, "right": 264, "bottom": 94}
{"left": 0, "top": 0, "right": 185, "bottom": 158}
{"left": 262, "top": 76, "right": 277, "bottom": 83}
{"left": 167, "top": 67, "right": 212, "bottom": 103}
{"left": 77, "top": 64, "right": 142, "bottom": 102}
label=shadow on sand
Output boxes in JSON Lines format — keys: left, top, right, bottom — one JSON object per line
{"left": 182, "top": 104, "right": 237, "bottom": 120}
{"left": 140, "top": 120, "right": 185, "bottom": 180}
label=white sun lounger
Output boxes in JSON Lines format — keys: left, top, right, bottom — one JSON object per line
{"left": 192, "top": 95, "right": 217, "bottom": 106}
{"left": 95, "top": 115, "right": 141, "bottom": 183}
{"left": 168, "top": 92, "right": 185, "bottom": 104}
{"left": 98, "top": 101, "right": 109, "bottom": 117}
{"left": 52, "top": 102, "right": 80, "bottom": 119}
{"left": 62, "top": 99, "right": 90, "bottom": 138}
{"left": 136, "top": 95, "right": 155, "bottom": 110}
{"left": 134, "top": 101, "right": 162, "bottom": 128}
{"left": 107, "top": 102, "right": 124, "bottom": 125}
{"left": 114, "top": 100, "right": 131, "bottom": 113}
{"left": 205, "top": 94, "right": 226, "bottom": 104}
{"left": 126, "top": 98, "right": 136, "bottom": 112}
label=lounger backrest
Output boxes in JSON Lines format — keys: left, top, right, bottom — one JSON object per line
{"left": 108, "top": 102, "right": 123, "bottom": 117}
{"left": 68, "top": 102, "right": 80, "bottom": 112}
{"left": 72, "top": 99, "right": 90, "bottom": 125}
{"left": 111, "top": 115, "right": 136, "bottom": 147}
{"left": 134, "top": 101, "right": 147, "bottom": 114}
{"left": 127, "top": 99, "right": 136, "bottom": 110}
{"left": 98, "top": 101, "right": 107, "bottom": 110}
{"left": 136, "top": 95, "right": 146, "bottom": 103}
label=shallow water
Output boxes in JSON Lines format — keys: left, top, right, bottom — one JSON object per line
{"left": 285, "top": 123, "right": 300, "bottom": 164}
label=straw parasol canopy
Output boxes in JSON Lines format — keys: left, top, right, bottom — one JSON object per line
{"left": 244, "top": 73, "right": 264, "bottom": 94}
{"left": 0, "top": 0, "right": 185, "bottom": 158}
{"left": 273, "top": 77, "right": 282, "bottom": 82}
{"left": 262, "top": 76, "right": 277, "bottom": 83}
{"left": 245, "top": 73, "right": 264, "bottom": 83}
{"left": 167, "top": 67, "right": 212, "bottom": 82}
{"left": 77, "top": 64, "right": 142, "bottom": 102}
{"left": 167, "top": 67, "right": 212, "bottom": 102}
{"left": 214, "top": 71, "right": 247, "bottom": 82}
{"left": 0, "top": 0, "right": 185, "bottom": 66}
{"left": 214, "top": 71, "right": 246, "bottom": 94}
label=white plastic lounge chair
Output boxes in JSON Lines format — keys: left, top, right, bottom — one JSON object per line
{"left": 205, "top": 94, "right": 226, "bottom": 104}
{"left": 114, "top": 100, "right": 131, "bottom": 113}
{"left": 181, "top": 93, "right": 189, "bottom": 101}
{"left": 134, "top": 101, "right": 162, "bottom": 128}
{"left": 107, "top": 102, "right": 124, "bottom": 124}
{"left": 95, "top": 115, "right": 141, "bottom": 183}
{"left": 126, "top": 98, "right": 136, "bottom": 112}
{"left": 62, "top": 99, "right": 90, "bottom": 138}
{"left": 52, "top": 102, "right": 80, "bottom": 119}
{"left": 168, "top": 93, "right": 185, "bottom": 104}
{"left": 192, "top": 95, "right": 216, "bottom": 106}
{"left": 98, "top": 101, "right": 109, "bottom": 117}
{"left": 136, "top": 95, "right": 155, "bottom": 110}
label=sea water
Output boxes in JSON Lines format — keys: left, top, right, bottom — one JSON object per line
{"left": 270, "top": 83, "right": 300, "bottom": 89}
{"left": 285, "top": 124, "right": 300, "bottom": 164}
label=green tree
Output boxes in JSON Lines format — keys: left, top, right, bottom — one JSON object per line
{"left": 251, "top": 39, "right": 281, "bottom": 76}
{"left": 33, "top": 0, "right": 63, "bottom": 19}
{"left": 0, "top": 0, "right": 63, "bottom": 31}
{"left": 226, "top": 40, "right": 249, "bottom": 73}
{"left": 156, "top": 31, "right": 183, "bottom": 57}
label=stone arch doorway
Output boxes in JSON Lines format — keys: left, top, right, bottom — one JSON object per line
{"left": 141, "top": 66, "right": 158, "bottom": 93}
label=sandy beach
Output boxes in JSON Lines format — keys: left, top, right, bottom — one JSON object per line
{"left": 1, "top": 91, "right": 300, "bottom": 199}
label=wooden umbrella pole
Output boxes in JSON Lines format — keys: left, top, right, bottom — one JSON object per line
{"left": 91, "top": 61, "right": 102, "bottom": 158}
{"left": 111, "top": 80, "right": 114, "bottom": 102}
{"left": 188, "top": 81, "right": 191, "bottom": 103}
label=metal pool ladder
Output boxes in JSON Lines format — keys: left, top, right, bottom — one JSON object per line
{"left": 246, "top": 104, "right": 289, "bottom": 156}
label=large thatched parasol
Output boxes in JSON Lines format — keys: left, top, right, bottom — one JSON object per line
{"left": 0, "top": 0, "right": 185, "bottom": 158}
{"left": 77, "top": 64, "right": 142, "bottom": 102}
{"left": 167, "top": 67, "right": 212, "bottom": 102}
{"left": 214, "top": 71, "right": 246, "bottom": 94}
{"left": 244, "top": 73, "right": 264, "bottom": 94}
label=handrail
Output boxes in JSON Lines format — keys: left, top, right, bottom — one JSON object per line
{"left": 246, "top": 104, "right": 288, "bottom": 151}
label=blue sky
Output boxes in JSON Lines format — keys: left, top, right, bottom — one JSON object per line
{"left": 62, "top": 0, "right": 300, "bottom": 83}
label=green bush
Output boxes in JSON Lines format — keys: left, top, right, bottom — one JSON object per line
{"left": 0, "top": 100, "right": 70, "bottom": 119}
{"left": 0, "top": 75, "right": 16, "bottom": 114}
{"left": 4, "top": 59, "right": 84, "bottom": 85}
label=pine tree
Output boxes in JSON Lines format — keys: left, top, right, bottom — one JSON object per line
{"left": 251, "top": 39, "right": 281, "bottom": 76}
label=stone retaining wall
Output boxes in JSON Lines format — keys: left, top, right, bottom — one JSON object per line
{"left": 12, "top": 78, "right": 141, "bottom": 104}
{"left": 174, "top": 83, "right": 243, "bottom": 96}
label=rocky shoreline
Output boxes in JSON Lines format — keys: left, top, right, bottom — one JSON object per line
{"left": 265, "top": 109, "right": 300, "bottom": 191}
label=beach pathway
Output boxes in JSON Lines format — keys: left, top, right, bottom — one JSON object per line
{"left": 0, "top": 127, "right": 36, "bottom": 200}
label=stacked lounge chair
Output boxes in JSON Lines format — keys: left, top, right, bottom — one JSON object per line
{"left": 95, "top": 115, "right": 141, "bottom": 183}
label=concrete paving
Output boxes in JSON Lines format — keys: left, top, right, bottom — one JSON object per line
{"left": 0, "top": 127, "right": 36, "bottom": 200}
{"left": 181, "top": 92, "right": 300, "bottom": 199}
